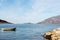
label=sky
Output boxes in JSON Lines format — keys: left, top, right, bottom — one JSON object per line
{"left": 0, "top": 0, "right": 60, "bottom": 24}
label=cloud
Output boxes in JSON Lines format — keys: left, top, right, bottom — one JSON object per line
{"left": 0, "top": 0, "right": 60, "bottom": 23}
{"left": 0, "top": 0, "right": 32, "bottom": 23}
{"left": 24, "top": 0, "right": 60, "bottom": 23}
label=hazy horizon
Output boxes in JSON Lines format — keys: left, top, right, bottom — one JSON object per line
{"left": 0, "top": 0, "right": 60, "bottom": 24}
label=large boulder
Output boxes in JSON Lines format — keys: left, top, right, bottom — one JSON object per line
{"left": 43, "top": 28, "right": 60, "bottom": 40}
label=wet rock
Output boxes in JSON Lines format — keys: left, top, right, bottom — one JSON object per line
{"left": 43, "top": 28, "right": 60, "bottom": 40}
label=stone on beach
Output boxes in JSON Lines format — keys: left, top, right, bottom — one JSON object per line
{"left": 43, "top": 28, "right": 60, "bottom": 40}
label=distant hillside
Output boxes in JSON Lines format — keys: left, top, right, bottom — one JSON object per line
{"left": 24, "top": 23, "right": 33, "bottom": 24}
{"left": 0, "top": 19, "right": 12, "bottom": 24}
{"left": 38, "top": 15, "right": 60, "bottom": 24}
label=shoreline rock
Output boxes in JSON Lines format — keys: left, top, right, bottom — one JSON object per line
{"left": 43, "top": 28, "right": 60, "bottom": 40}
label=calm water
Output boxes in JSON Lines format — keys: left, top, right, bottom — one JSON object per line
{"left": 0, "top": 24, "right": 60, "bottom": 40}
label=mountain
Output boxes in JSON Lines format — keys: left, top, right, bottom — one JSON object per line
{"left": 24, "top": 23, "right": 33, "bottom": 24}
{"left": 38, "top": 15, "right": 60, "bottom": 24}
{"left": 0, "top": 19, "right": 12, "bottom": 24}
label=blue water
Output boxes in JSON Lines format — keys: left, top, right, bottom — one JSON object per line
{"left": 0, "top": 24, "right": 60, "bottom": 40}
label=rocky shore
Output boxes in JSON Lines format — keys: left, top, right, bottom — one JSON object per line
{"left": 43, "top": 28, "right": 60, "bottom": 40}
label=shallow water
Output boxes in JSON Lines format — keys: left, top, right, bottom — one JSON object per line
{"left": 0, "top": 24, "right": 60, "bottom": 40}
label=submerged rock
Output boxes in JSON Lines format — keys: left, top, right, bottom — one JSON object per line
{"left": 1, "top": 28, "right": 16, "bottom": 31}
{"left": 43, "top": 28, "right": 60, "bottom": 40}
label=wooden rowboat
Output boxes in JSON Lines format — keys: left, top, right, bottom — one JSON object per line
{"left": 1, "top": 28, "right": 16, "bottom": 31}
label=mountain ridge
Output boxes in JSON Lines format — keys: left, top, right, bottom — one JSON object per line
{"left": 0, "top": 19, "right": 12, "bottom": 24}
{"left": 38, "top": 15, "right": 60, "bottom": 24}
